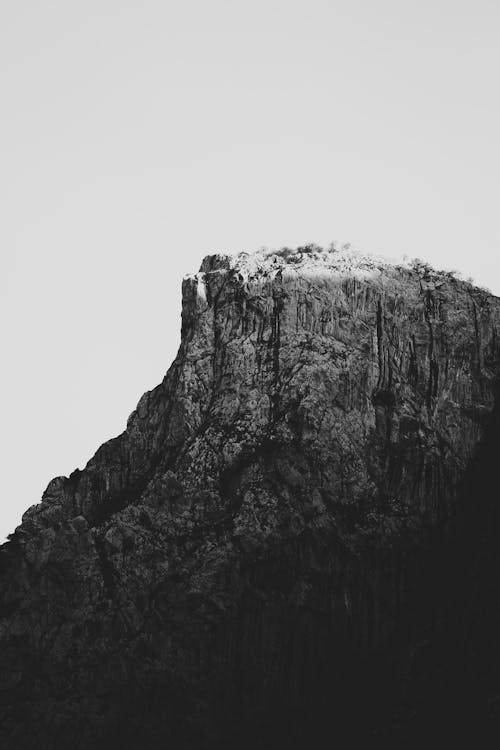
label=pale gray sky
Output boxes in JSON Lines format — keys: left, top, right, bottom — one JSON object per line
{"left": 2, "top": 0, "right": 499, "bottom": 540}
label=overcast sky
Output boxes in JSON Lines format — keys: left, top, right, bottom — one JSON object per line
{"left": 1, "top": 0, "right": 499, "bottom": 541}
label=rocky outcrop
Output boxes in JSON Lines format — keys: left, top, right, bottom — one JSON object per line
{"left": 1, "top": 244, "right": 500, "bottom": 748}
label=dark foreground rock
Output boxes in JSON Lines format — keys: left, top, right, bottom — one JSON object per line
{"left": 1, "top": 245, "right": 500, "bottom": 748}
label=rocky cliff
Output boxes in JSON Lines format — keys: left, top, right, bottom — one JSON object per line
{"left": 1, "top": 244, "right": 500, "bottom": 748}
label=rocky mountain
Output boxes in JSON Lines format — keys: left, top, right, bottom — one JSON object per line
{"left": 1, "top": 244, "right": 500, "bottom": 748}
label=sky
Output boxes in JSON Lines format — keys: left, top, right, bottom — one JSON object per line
{"left": 1, "top": 0, "right": 499, "bottom": 541}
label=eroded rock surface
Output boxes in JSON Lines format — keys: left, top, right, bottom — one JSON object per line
{"left": 1, "top": 245, "right": 500, "bottom": 748}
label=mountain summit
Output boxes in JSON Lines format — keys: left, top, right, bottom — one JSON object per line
{"left": 2, "top": 245, "right": 500, "bottom": 748}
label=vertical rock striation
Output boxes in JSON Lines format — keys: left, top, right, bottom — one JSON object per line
{"left": 1, "top": 244, "right": 500, "bottom": 748}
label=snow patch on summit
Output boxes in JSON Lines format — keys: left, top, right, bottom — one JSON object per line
{"left": 225, "top": 243, "right": 399, "bottom": 282}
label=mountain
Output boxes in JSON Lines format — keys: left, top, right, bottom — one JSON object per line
{"left": 1, "top": 244, "right": 500, "bottom": 748}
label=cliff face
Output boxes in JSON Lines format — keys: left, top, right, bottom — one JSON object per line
{"left": 1, "top": 245, "right": 500, "bottom": 748}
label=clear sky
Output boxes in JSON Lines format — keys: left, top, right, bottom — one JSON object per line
{"left": 1, "top": 0, "right": 499, "bottom": 541}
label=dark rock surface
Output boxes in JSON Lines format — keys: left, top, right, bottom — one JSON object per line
{"left": 1, "top": 244, "right": 500, "bottom": 748}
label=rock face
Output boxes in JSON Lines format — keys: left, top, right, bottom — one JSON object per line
{"left": 1, "top": 244, "right": 500, "bottom": 748}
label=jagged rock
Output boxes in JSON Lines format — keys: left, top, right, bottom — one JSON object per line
{"left": 1, "top": 245, "right": 500, "bottom": 748}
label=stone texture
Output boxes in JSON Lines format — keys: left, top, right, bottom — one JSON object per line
{"left": 1, "top": 244, "right": 500, "bottom": 748}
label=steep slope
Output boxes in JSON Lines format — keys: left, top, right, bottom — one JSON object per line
{"left": 1, "top": 245, "right": 500, "bottom": 748}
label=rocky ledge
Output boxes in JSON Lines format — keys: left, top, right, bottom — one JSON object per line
{"left": 1, "top": 244, "right": 500, "bottom": 748}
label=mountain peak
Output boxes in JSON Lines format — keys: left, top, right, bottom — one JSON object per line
{"left": 2, "top": 243, "right": 500, "bottom": 747}
{"left": 197, "top": 242, "right": 397, "bottom": 280}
